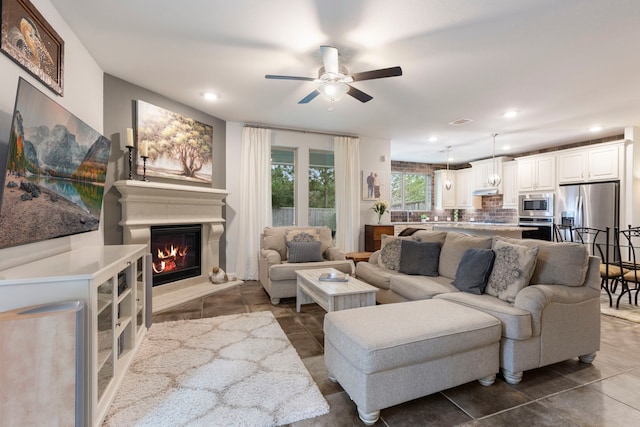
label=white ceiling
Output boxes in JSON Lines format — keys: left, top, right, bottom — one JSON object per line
{"left": 51, "top": 0, "right": 640, "bottom": 164}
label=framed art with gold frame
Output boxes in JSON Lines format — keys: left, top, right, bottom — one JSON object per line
{"left": 0, "top": 0, "right": 64, "bottom": 95}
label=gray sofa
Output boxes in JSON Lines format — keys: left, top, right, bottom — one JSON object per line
{"left": 258, "top": 226, "right": 354, "bottom": 305}
{"left": 355, "top": 230, "right": 601, "bottom": 384}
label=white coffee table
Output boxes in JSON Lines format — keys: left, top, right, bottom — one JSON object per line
{"left": 296, "top": 268, "right": 378, "bottom": 313}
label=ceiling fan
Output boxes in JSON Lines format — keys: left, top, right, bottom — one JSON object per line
{"left": 265, "top": 45, "right": 402, "bottom": 104}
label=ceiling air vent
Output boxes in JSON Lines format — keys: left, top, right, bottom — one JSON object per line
{"left": 448, "top": 118, "right": 473, "bottom": 126}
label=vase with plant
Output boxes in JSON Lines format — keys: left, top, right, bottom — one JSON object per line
{"left": 371, "top": 199, "right": 390, "bottom": 224}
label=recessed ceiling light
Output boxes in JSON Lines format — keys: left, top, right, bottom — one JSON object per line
{"left": 589, "top": 125, "right": 603, "bottom": 132}
{"left": 502, "top": 145, "right": 511, "bottom": 150}
{"left": 503, "top": 110, "right": 518, "bottom": 118}
{"left": 203, "top": 92, "right": 219, "bottom": 101}
{"left": 428, "top": 136, "right": 438, "bottom": 142}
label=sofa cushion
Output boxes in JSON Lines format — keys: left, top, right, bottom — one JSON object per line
{"left": 269, "top": 260, "right": 353, "bottom": 281}
{"left": 390, "top": 275, "right": 458, "bottom": 300}
{"left": 486, "top": 240, "right": 539, "bottom": 303}
{"left": 434, "top": 293, "right": 533, "bottom": 340}
{"left": 398, "top": 240, "right": 441, "bottom": 276}
{"left": 286, "top": 240, "right": 323, "bottom": 263}
{"left": 411, "top": 230, "right": 448, "bottom": 245}
{"left": 378, "top": 235, "right": 410, "bottom": 271}
{"left": 495, "top": 237, "right": 589, "bottom": 287}
{"left": 356, "top": 260, "right": 404, "bottom": 290}
{"left": 439, "top": 232, "right": 493, "bottom": 280}
{"left": 452, "top": 248, "right": 495, "bottom": 295}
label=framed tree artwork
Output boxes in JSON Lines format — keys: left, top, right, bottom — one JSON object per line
{"left": 0, "top": 0, "right": 64, "bottom": 95}
{"left": 135, "top": 100, "right": 214, "bottom": 183}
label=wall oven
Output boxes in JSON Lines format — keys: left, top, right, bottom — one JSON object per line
{"left": 518, "top": 193, "right": 554, "bottom": 241}
{"left": 518, "top": 217, "right": 553, "bottom": 241}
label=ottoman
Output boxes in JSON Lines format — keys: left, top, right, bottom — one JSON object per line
{"left": 324, "top": 299, "right": 502, "bottom": 425}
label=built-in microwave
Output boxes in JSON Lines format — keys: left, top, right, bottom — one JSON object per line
{"left": 518, "top": 193, "right": 554, "bottom": 218}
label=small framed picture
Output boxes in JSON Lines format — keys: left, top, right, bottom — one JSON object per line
{"left": 362, "top": 171, "right": 382, "bottom": 200}
{"left": 0, "top": 0, "right": 64, "bottom": 95}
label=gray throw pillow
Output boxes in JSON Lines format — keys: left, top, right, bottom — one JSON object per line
{"left": 398, "top": 240, "right": 441, "bottom": 276}
{"left": 452, "top": 248, "right": 496, "bottom": 294}
{"left": 286, "top": 241, "right": 323, "bottom": 263}
{"left": 486, "top": 240, "right": 539, "bottom": 303}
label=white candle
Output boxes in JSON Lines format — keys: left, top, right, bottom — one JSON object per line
{"left": 139, "top": 140, "right": 149, "bottom": 157}
{"left": 126, "top": 128, "right": 134, "bottom": 148}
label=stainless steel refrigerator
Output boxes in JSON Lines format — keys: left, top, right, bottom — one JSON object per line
{"left": 556, "top": 181, "right": 620, "bottom": 250}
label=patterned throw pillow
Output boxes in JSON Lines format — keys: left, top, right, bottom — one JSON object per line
{"left": 285, "top": 230, "right": 319, "bottom": 259}
{"left": 377, "top": 235, "right": 407, "bottom": 271}
{"left": 486, "top": 240, "right": 539, "bottom": 303}
{"left": 286, "top": 241, "right": 323, "bottom": 263}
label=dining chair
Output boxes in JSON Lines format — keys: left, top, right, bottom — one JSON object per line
{"left": 615, "top": 227, "right": 640, "bottom": 308}
{"left": 553, "top": 224, "right": 573, "bottom": 242}
{"left": 573, "top": 226, "right": 620, "bottom": 307}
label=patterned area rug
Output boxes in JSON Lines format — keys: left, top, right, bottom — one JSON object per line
{"left": 103, "top": 312, "right": 329, "bottom": 426}
{"left": 600, "top": 289, "right": 640, "bottom": 323}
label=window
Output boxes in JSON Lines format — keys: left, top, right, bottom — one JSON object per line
{"left": 308, "top": 150, "right": 335, "bottom": 233}
{"left": 271, "top": 148, "right": 295, "bottom": 226}
{"left": 391, "top": 172, "right": 432, "bottom": 211}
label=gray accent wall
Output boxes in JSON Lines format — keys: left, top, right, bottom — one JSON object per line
{"left": 102, "top": 74, "right": 227, "bottom": 267}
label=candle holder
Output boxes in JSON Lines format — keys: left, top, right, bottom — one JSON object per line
{"left": 141, "top": 155, "right": 149, "bottom": 181}
{"left": 126, "top": 146, "right": 134, "bottom": 180}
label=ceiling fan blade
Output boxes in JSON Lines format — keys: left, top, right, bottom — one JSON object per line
{"left": 350, "top": 66, "right": 403, "bottom": 82}
{"left": 265, "top": 74, "right": 316, "bottom": 81}
{"left": 347, "top": 85, "right": 373, "bottom": 103}
{"left": 320, "top": 45, "right": 339, "bottom": 74}
{"left": 298, "top": 90, "right": 321, "bottom": 104}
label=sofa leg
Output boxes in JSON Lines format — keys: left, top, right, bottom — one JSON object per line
{"left": 328, "top": 372, "right": 337, "bottom": 383}
{"left": 270, "top": 297, "right": 280, "bottom": 305}
{"left": 579, "top": 352, "right": 597, "bottom": 364}
{"left": 357, "top": 408, "right": 380, "bottom": 426}
{"left": 478, "top": 374, "right": 496, "bottom": 386}
{"left": 502, "top": 369, "right": 523, "bottom": 385}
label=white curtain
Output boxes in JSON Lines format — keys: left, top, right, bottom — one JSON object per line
{"left": 334, "top": 136, "right": 360, "bottom": 252}
{"left": 235, "top": 127, "right": 272, "bottom": 280}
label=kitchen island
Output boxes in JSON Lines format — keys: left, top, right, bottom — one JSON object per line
{"left": 431, "top": 222, "right": 531, "bottom": 239}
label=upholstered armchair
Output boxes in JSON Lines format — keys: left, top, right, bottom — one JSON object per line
{"left": 258, "top": 226, "right": 354, "bottom": 304}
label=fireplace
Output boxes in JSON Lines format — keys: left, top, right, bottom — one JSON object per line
{"left": 151, "top": 224, "right": 202, "bottom": 287}
{"left": 114, "top": 180, "right": 238, "bottom": 313}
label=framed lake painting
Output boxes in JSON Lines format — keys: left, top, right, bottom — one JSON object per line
{"left": 135, "top": 100, "right": 213, "bottom": 183}
{"left": 0, "top": 78, "right": 111, "bottom": 249}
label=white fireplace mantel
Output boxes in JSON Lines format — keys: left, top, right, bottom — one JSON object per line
{"left": 113, "top": 180, "right": 238, "bottom": 312}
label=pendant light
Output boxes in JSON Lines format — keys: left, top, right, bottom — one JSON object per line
{"left": 487, "top": 133, "right": 501, "bottom": 187}
{"left": 444, "top": 146, "right": 452, "bottom": 190}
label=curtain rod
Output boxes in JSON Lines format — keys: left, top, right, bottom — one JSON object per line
{"left": 243, "top": 123, "right": 358, "bottom": 139}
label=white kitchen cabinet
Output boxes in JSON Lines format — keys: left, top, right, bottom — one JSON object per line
{"left": 557, "top": 143, "right": 621, "bottom": 184}
{"left": 434, "top": 169, "right": 456, "bottom": 209}
{"left": 501, "top": 161, "right": 519, "bottom": 209}
{"left": 0, "top": 245, "right": 151, "bottom": 427}
{"left": 455, "top": 168, "right": 482, "bottom": 209}
{"left": 516, "top": 155, "right": 556, "bottom": 192}
{"left": 470, "top": 156, "right": 512, "bottom": 194}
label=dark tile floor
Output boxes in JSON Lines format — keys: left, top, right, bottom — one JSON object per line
{"left": 153, "top": 282, "right": 640, "bottom": 426}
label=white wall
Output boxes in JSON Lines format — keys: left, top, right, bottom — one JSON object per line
{"left": 0, "top": 0, "right": 104, "bottom": 270}
{"left": 224, "top": 122, "right": 391, "bottom": 275}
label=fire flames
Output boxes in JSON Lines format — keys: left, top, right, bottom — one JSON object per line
{"left": 152, "top": 244, "right": 189, "bottom": 274}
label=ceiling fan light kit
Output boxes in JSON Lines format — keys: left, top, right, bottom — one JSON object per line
{"left": 265, "top": 45, "right": 402, "bottom": 104}
{"left": 318, "top": 81, "right": 349, "bottom": 102}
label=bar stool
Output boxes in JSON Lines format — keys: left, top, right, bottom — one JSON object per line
{"left": 615, "top": 227, "right": 640, "bottom": 308}
{"left": 574, "top": 227, "right": 620, "bottom": 307}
